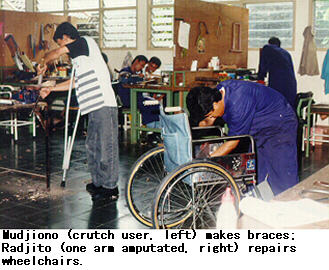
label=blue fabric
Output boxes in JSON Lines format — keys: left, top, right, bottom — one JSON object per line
{"left": 321, "top": 49, "right": 329, "bottom": 95}
{"left": 118, "top": 66, "right": 135, "bottom": 108}
{"left": 160, "top": 108, "right": 192, "bottom": 172}
{"left": 139, "top": 96, "right": 160, "bottom": 125}
{"left": 258, "top": 44, "right": 297, "bottom": 108}
{"left": 217, "top": 80, "right": 298, "bottom": 195}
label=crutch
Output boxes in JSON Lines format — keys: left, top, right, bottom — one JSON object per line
{"left": 61, "top": 64, "right": 81, "bottom": 187}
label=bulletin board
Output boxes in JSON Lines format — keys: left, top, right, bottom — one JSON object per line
{"left": 0, "top": 10, "right": 75, "bottom": 79}
{"left": 174, "top": 0, "right": 249, "bottom": 71}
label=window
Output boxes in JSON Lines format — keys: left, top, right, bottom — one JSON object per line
{"left": 67, "top": 0, "right": 99, "bottom": 10}
{"left": 34, "top": 0, "right": 137, "bottom": 49}
{"left": 149, "top": 0, "right": 174, "bottom": 48}
{"left": 313, "top": 0, "right": 329, "bottom": 48}
{"left": 200, "top": 1, "right": 295, "bottom": 49}
{"left": 69, "top": 11, "right": 99, "bottom": 43}
{"left": 1, "top": 0, "right": 26, "bottom": 11}
{"left": 35, "top": 0, "right": 63, "bottom": 12}
{"left": 247, "top": 2, "right": 294, "bottom": 48}
{"left": 103, "top": 9, "right": 137, "bottom": 48}
{"left": 103, "top": 0, "right": 137, "bottom": 48}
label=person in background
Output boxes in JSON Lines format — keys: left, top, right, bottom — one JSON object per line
{"left": 118, "top": 55, "right": 162, "bottom": 144}
{"left": 258, "top": 37, "right": 297, "bottom": 108}
{"left": 141, "top": 56, "right": 163, "bottom": 127}
{"left": 118, "top": 55, "right": 148, "bottom": 108}
{"left": 143, "top": 56, "right": 162, "bottom": 79}
{"left": 187, "top": 80, "right": 299, "bottom": 196}
{"left": 37, "top": 22, "right": 119, "bottom": 201}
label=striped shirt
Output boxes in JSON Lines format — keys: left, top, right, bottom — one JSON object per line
{"left": 72, "top": 37, "right": 117, "bottom": 115}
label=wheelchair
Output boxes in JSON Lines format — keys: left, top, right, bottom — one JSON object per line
{"left": 125, "top": 104, "right": 260, "bottom": 229}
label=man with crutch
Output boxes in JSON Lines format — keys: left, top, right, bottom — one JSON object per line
{"left": 38, "top": 22, "right": 119, "bottom": 201}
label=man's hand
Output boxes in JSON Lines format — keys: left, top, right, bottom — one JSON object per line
{"left": 40, "top": 87, "right": 52, "bottom": 99}
{"left": 37, "top": 63, "right": 48, "bottom": 76}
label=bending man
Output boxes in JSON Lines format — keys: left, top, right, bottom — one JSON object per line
{"left": 187, "top": 80, "right": 299, "bottom": 195}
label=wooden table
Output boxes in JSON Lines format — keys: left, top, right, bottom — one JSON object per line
{"left": 238, "top": 165, "right": 329, "bottom": 229}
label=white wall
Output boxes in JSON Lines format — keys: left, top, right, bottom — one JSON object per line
{"left": 104, "top": 0, "right": 328, "bottom": 115}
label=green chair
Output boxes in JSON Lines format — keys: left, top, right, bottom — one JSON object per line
{"left": 295, "top": 91, "right": 314, "bottom": 159}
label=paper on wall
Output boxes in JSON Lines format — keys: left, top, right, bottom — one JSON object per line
{"left": 178, "top": 21, "right": 190, "bottom": 49}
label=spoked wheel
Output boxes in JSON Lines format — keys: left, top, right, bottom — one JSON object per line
{"left": 125, "top": 146, "right": 165, "bottom": 227}
{"left": 152, "top": 160, "right": 240, "bottom": 229}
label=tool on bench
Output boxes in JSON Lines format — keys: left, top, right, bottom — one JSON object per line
{"left": 114, "top": 68, "right": 143, "bottom": 84}
{"left": 4, "top": 34, "right": 25, "bottom": 71}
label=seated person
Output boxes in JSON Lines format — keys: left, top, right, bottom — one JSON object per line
{"left": 118, "top": 55, "right": 148, "bottom": 108}
{"left": 140, "top": 56, "right": 163, "bottom": 130}
{"left": 118, "top": 55, "right": 163, "bottom": 140}
{"left": 143, "top": 56, "right": 162, "bottom": 79}
{"left": 187, "top": 80, "right": 299, "bottom": 196}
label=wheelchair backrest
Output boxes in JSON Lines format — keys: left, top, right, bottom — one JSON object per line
{"left": 160, "top": 108, "right": 192, "bottom": 172}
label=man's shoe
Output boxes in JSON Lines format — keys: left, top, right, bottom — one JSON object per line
{"left": 99, "top": 186, "right": 119, "bottom": 201}
{"left": 86, "top": 182, "right": 103, "bottom": 193}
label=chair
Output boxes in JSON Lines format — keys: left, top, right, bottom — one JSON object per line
{"left": 295, "top": 91, "right": 314, "bottom": 159}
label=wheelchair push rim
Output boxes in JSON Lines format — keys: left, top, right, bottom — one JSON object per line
{"left": 152, "top": 160, "right": 241, "bottom": 229}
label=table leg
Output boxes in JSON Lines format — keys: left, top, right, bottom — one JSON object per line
{"left": 45, "top": 105, "right": 50, "bottom": 190}
{"left": 131, "top": 89, "right": 138, "bottom": 144}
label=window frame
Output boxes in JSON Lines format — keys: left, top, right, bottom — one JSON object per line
{"left": 147, "top": 0, "right": 174, "bottom": 50}
{"left": 1, "top": 0, "right": 26, "bottom": 11}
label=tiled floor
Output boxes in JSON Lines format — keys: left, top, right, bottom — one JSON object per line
{"left": 0, "top": 123, "right": 328, "bottom": 229}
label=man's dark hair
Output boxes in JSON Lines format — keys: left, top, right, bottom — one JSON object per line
{"left": 268, "top": 36, "right": 281, "bottom": 47}
{"left": 53, "top": 22, "right": 80, "bottom": 42}
{"left": 149, "top": 56, "right": 162, "bottom": 67}
{"left": 132, "top": 55, "right": 148, "bottom": 64}
{"left": 186, "top": 86, "right": 222, "bottom": 126}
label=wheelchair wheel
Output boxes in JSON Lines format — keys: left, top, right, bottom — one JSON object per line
{"left": 152, "top": 160, "right": 240, "bottom": 229}
{"left": 125, "top": 146, "right": 165, "bottom": 227}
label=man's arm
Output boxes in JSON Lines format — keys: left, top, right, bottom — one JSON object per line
{"left": 38, "top": 46, "right": 70, "bottom": 75}
{"left": 40, "top": 79, "right": 74, "bottom": 99}
{"left": 209, "top": 140, "right": 239, "bottom": 157}
{"left": 199, "top": 115, "right": 217, "bottom": 127}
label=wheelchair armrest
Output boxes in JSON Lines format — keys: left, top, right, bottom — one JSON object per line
{"left": 191, "top": 125, "right": 224, "bottom": 139}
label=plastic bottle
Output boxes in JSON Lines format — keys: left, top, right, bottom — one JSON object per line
{"left": 216, "top": 187, "right": 238, "bottom": 229}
